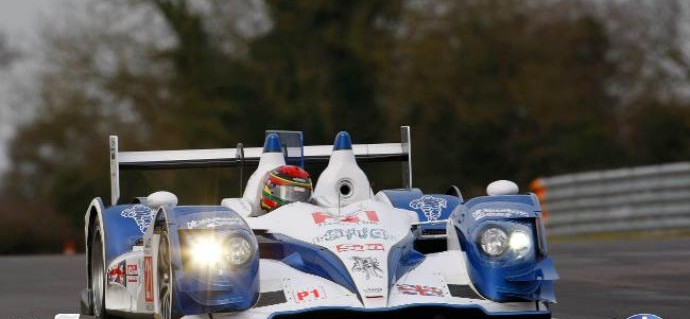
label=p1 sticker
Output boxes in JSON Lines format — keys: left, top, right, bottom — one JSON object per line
{"left": 293, "top": 287, "right": 326, "bottom": 303}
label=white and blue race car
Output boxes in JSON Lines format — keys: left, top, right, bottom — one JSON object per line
{"left": 78, "top": 126, "right": 558, "bottom": 319}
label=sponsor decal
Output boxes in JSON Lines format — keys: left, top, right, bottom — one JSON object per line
{"left": 350, "top": 256, "right": 384, "bottom": 280}
{"left": 186, "top": 216, "right": 243, "bottom": 229}
{"left": 409, "top": 195, "right": 448, "bottom": 221}
{"left": 127, "top": 264, "right": 138, "bottom": 274}
{"left": 293, "top": 287, "right": 326, "bottom": 303}
{"left": 471, "top": 208, "right": 529, "bottom": 220}
{"left": 336, "top": 243, "right": 385, "bottom": 252}
{"left": 144, "top": 256, "right": 153, "bottom": 303}
{"left": 364, "top": 287, "right": 383, "bottom": 294}
{"left": 107, "top": 260, "right": 127, "bottom": 287}
{"left": 121, "top": 205, "right": 154, "bottom": 233}
{"left": 626, "top": 315, "right": 663, "bottom": 319}
{"left": 396, "top": 284, "right": 445, "bottom": 297}
{"left": 312, "top": 210, "right": 379, "bottom": 226}
{"left": 314, "top": 228, "right": 392, "bottom": 243}
{"left": 127, "top": 264, "right": 138, "bottom": 283}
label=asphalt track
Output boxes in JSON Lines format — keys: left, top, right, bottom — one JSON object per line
{"left": 549, "top": 237, "right": 689, "bottom": 319}
{"left": 1, "top": 238, "right": 688, "bottom": 319}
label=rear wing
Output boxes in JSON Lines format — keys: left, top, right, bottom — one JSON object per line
{"left": 109, "top": 126, "right": 412, "bottom": 205}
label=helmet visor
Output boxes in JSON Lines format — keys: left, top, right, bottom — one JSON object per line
{"left": 276, "top": 185, "right": 312, "bottom": 203}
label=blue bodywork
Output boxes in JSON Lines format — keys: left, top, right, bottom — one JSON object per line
{"left": 102, "top": 204, "right": 153, "bottom": 263}
{"left": 381, "top": 189, "right": 460, "bottom": 235}
{"left": 263, "top": 133, "right": 283, "bottom": 153}
{"left": 265, "top": 131, "right": 305, "bottom": 167}
{"left": 333, "top": 131, "right": 353, "bottom": 151}
{"left": 451, "top": 194, "right": 558, "bottom": 303}
{"left": 268, "top": 233, "right": 359, "bottom": 295}
{"left": 259, "top": 231, "right": 424, "bottom": 302}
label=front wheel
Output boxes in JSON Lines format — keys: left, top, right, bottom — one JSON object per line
{"left": 157, "top": 232, "right": 180, "bottom": 319}
{"left": 90, "top": 222, "right": 106, "bottom": 318}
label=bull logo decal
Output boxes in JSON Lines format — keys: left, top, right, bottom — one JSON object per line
{"left": 121, "top": 205, "right": 154, "bottom": 233}
{"left": 409, "top": 195, "right": 447, "bottom": 221}
{"left": 350, "top": 256, "right": 384, "bottom": 280}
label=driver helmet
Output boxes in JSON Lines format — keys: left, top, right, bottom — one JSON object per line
{"left": 260, "top": 165, "right": 312, "bottom": 213}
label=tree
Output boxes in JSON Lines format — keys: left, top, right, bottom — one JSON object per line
{"left": 387, "top": 0, "right": 622, "bottom": 194}
{"left": 248, "top": 0, "right": 403, "bottom": 143}
{"left": 1, "top": 2, "right": 173, "bottom": 249}
{"left": 1, "top": 1, "right": 270, "bottom": 249}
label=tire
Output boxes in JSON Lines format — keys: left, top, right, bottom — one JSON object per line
{"left": 157, "top": 232, "right": 180, "bottom": 319}
{"left": 90, "top": 221, "right": 107, "bottom": 318}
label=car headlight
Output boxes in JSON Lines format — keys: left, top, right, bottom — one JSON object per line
{"left": 480, "top": 227, "right": 509, "bottom": 256}
{"left": 509, "top": 230, "right": 531, "bottom": 255}
{"left": 478, "top": 226, "right": 533, "bottom": 259}
{"left": 181, "top": 230, "right": 255, "bottom": 269}
{"left": 189, "top": 236, "right": 225, "bottom": 267}
{"left": 226, "top": 236, "right": 253, "bottom": 266}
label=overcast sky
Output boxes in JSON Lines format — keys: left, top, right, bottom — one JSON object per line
{"left": 0, "top": 0, "right": 59, "bottom": 172}
{"left": 0, "top": 0, "right": 55, "bottom": 34}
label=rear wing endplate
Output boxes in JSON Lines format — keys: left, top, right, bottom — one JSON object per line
{"left": 110, "top": 126, "right": 412, "bottom": 205}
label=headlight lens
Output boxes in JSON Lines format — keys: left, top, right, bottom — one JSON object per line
{"left": 189, "top": 236, "right": 225, "bottom": 267}
{"left": 480, "top": 227, "right": 509, "bottom": 256}
{"left": 181, "top": 230, "right": 255, "bottom": 269}
{"left": 226, "top": 236, "right": 253, "bottom": 266}
{"left": 509, "top": 230, "right": 531, "bottom": 253}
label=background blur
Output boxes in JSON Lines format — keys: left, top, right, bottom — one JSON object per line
{"left": 1, "top": 0, "right": 690, "bottom": 254}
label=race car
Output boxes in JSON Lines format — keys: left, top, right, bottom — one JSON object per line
{"left": 77, "top": 126, "right": 558, "bottom": 319}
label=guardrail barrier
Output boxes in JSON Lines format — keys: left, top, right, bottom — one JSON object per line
{"left": 532, "top": 162, "right": 690, "bottom": 236}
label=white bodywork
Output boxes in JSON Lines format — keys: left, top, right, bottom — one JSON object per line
{"left": 201, "top": 198, "right": 542, "bottom": 318}
{"left": 241, "top": 151, "right": 286, "bottom": 213}
{"left": 486, "top": 180, "right": 520, "bottom": 196}
{"left": 312, "top": 147, "right": 374, "bottom": 207}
